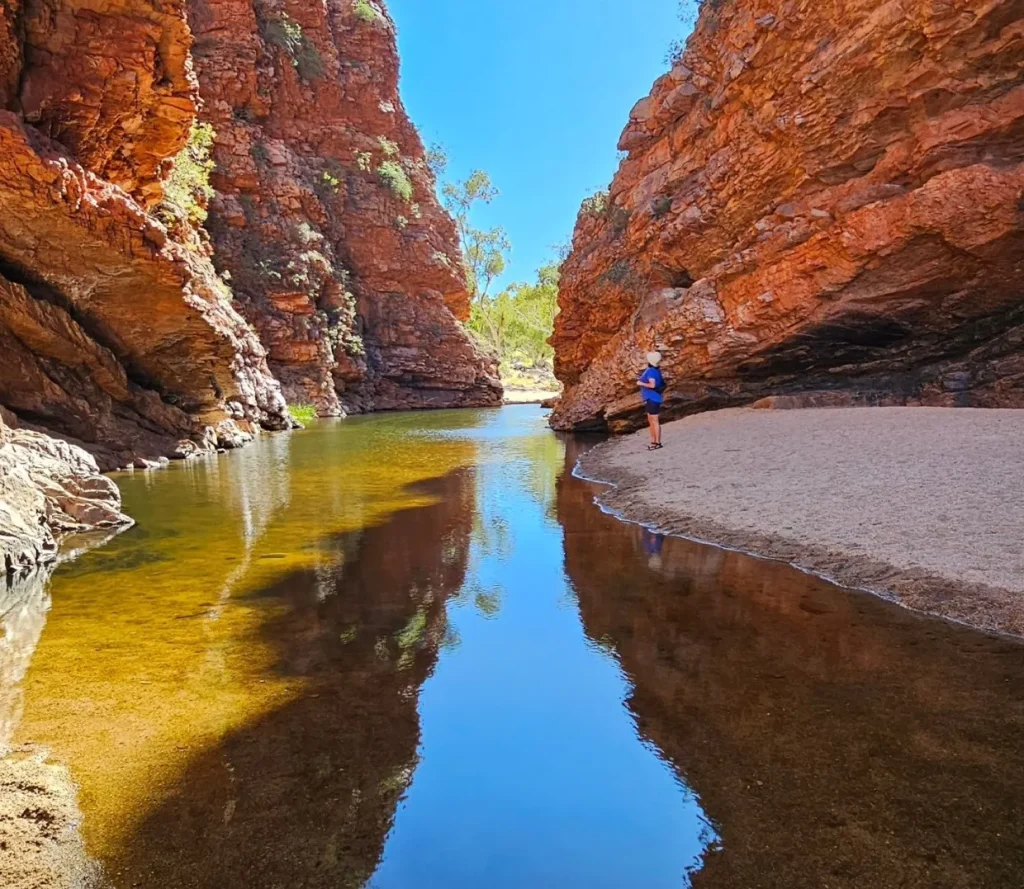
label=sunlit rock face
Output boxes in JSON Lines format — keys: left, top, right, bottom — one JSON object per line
{"left": 0, "top": 0, "right": 289, "bottom": 467}
{"left": 188, "top": 0, "right": 502, "bottom": 414}
{"left": 551, "top": 0, "right": 1024, "bottom": 432}
{"left": 0, "top": 409, "right": 131, "bottom": 574}
{"left": 0, "top": 0, "right": 496, "bottom": 474}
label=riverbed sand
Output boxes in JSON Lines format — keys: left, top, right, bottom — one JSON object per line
{"left": 578, "top": 407, "right": 1024, "bottom": 636}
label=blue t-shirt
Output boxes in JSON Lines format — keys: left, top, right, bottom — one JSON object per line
{"left": 639, "top": 367, "right": 664, "bottom": 404}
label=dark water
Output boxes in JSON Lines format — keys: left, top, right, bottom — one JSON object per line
{"left": 6, "top": 405, "right": 1024, "bottom": 888}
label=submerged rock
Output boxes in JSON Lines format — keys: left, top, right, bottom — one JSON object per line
{"left": 550, "top": 0, "right": 1024, "bottom": 431}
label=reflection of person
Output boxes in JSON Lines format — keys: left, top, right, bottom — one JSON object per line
{"left": 637, "top": 351, "right": 665, "bottom": 451}
{"left": 641, "top": 529, "right": 665, "bottom": 571}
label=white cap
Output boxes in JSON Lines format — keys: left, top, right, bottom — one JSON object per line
{"left": 646, "top": 351, "right": 663, "bottom": 367}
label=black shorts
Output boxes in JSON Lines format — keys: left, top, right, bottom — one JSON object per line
{"left": 645, "top": 401, "right": 662, "bottom": 416}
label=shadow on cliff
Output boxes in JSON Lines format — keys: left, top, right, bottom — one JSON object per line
{"left": 557, "top": 439, "right": 1024, "bottom": 889}
{"left": 108, "top": 469, "right": 476, "bottom": 889}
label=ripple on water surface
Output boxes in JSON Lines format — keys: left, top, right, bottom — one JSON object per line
{"left": 4, "top": 405, "right": 1024, "bottom": 889}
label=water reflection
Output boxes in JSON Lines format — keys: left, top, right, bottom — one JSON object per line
{"left": 368, "top": 409, "right": 714, "bottom": 889}
{"left": 113, "top": 470, "right": 476, "bottom": 888}
{"left": 0, "top": 572, "right": 49, "bottom": 752}
{"left": 12, "top": 412, "right": 481, "bottom": 872}
{"left": 557, "top": 437, "right": 1024, "bottom": 888}
{"left": 7, "top": 406, "right": 1022, "bottom": 889}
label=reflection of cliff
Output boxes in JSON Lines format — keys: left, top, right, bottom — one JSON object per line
{"left": 0, "top": 573, "right": 50, "bottom": 752}
{"left": 113, "top": 469, "right": 474, "bottom": 888}
{"left": 557, "top": 444, "right": 1024, "bottom": 889}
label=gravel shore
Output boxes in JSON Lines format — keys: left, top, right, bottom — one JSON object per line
{"left": 577, "top": 407, "right": 1024, "bottom": 637}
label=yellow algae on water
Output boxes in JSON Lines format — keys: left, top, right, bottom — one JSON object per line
{"left": 13, "top": 412, "right": 481, "bottom": 865}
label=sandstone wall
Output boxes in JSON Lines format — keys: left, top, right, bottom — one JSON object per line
{"left": 0, "top": 0, "right": 291, "bottom": 468}
{"left": 0, "top": 0, "right": 496, "bottom": 480}
{"left": 551, "top": 0, "right": 1024, "bottom": 431}
{"left": 188, "top": 0, "right": 502, "bottom": 414}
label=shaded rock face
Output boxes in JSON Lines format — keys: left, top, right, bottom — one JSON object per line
{"left": 0, "top": 0, "right": 291, "bottom": 467}
{"left": 551, "top": 0, "right": 1024, "bottom": 431}
{"left": 0, "top": 409, "right": 131, "bottom": 575}
{"left": 188, "top": 0, "right": 502, "bottom": 414}
{"left": 0, "top": 115, "right": 290, "bottom": 467}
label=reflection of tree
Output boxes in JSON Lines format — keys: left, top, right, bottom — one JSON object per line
{"left": 557, "top": 443, "right": 1024, "bottom": 889}
{"left": 473, "top": 590, "right": 501, "bottom": 618}
{"left": 112, "top": 470, "right": 475, "bottom": 889}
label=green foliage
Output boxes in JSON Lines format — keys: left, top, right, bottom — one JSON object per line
{"left": 652, "top": 195, "right": 673, "bottom": 218}
{"left": 426, "top": 143, "right": 448, "bottom": 179}
{"left": 161, "top": 122, "right": 217, "bottom": 226}
{"left": 441, "top": 170, "right": 510, "bottom": 299}
{"left": 288, "top": 404, "right": 318, "bottom": 425}
{"left": 356, "top": 151, "right": 373, "bottom": 172}
{"left": 295, "top": 221, "right": 319, "bottom": 245}
{"left": 322, "top": 170, "right": 342, "bottom": 193}
{"left": 377, "top": 160, "right": 414, "bottom": 202}
{"left": 250, "top": 142, "right": 269, "bottom": 165}
{"left": 295, "top": 44, "right": 324, "bottom": 81}
{"left": 467, "top": 263, "right": 560, "bottom": 372}
{"left": 377, "top": 136, "right": 400, "bottom": 158}
{"left": 580, "top": 189, "right": 609, "bottom": 217}
{"left": 262, "top": 12, "right": 322, "bottom": 81}
{"left": 264, "top": 13, "right": 303, "bottom": 53}
{"left": 353, "top": 0, "right": 383, "bottom": 23}
{"left": 666, "top": 1, "right": 704, "bottom": 65}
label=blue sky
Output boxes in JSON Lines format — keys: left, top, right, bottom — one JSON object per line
{"left": 388, "top": 0, "right": 686, "bottom": 291}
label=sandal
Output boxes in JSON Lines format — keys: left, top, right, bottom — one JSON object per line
{"left": 647, "top": 443, "right": 663, "bottom": 451}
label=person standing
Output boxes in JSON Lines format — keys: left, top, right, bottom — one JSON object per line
{"left": 637, "top": 351, "right": 665, "bottom": 451}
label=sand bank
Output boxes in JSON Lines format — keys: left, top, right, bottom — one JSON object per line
{"left": 577, "top": 407, "right": 1024, "bottom": 637}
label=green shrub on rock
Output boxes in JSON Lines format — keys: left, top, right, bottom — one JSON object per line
{"left": 377, "top": 160, "right": 413, "bottom": 202}
{"left": 161, "top": 122, "right": 217, "bottom": 226}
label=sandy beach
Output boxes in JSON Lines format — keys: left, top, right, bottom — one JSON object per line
{"left": 577, "top": 407, "right": 1024, "bottom": 637}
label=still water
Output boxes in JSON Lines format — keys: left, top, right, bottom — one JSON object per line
{"left": 4, "top": 405, "right": 1024, "bottom": 888}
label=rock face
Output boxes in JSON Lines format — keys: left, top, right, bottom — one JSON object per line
{"left": 0, "top": 116, "right": 290, "bottom": 468}
{"left": 1, "top": 0, "right": 495, "bottom": 474}
{"left": 0, "top": 409, "right": 131, "bottom": 575}
{"left": 551, "top": 0, "right": 1024, "bottom": 431}
{"left": 0, "top": 0, "right": 292, "bottom": 467}
{"left": 187, "top": 0, "right": 502, "bottom": 414}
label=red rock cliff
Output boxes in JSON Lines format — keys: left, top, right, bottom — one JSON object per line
{"left": 187, "top": 0, "right": 502, "bottom": 414}
{"left": 0, "top": 0, "right": 290, "bottom": 469}
{"left": 550, "top": 0, "right": 1024, "bottom": 432}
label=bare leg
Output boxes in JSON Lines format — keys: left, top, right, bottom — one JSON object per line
{"left": 652, "top": 414, "right": 662, "bottom": 446}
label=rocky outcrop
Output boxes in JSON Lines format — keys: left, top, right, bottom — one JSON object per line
{"left": 0, "top": 0, "right": 495, "bottom": 475}
{"left": 551, "top": 0, "right": 1024, "bottom": 431}
{"left": 188, "top": 0, "right": 502, "bottom": 414}
{"left": 17, "top": 0, "right": 198, "bottom": 206}
{"left": 1, "top": 0, "right": 292, "bottom": 467}
{"left": 0, "top": 115, "right": 290, "bottom": 466}
{"left": 0, "top": 409, "right": 130, "bottom": 575}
